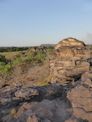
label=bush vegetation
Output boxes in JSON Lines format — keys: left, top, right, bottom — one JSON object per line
{"left": 0, "top": 46, "right": 54, "bottom": 74}
{"left": 0, "top": 47, "right": 29, "bottom": 52}
{"left": 0, "top": 50, "right": 48, "bottom": 74}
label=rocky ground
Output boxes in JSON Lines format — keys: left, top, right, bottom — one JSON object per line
{"left": 0, "top": 38, "right": 92, "bottom": 122}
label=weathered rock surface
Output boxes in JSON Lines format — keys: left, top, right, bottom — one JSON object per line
{"left": 0, "top": 38, "right": 92, "bottom": 122}
{"left": 50, "top": 37, "right": 91, "bottom": 84}
{"left": 0, "top": 84, "right": 72, "bottom": 122}
{"left": 0, "top": 84, "right": 64, "bottom": 105}
{"left": 55, "top": 38, "right": 85, "bottom": 49}
{"left": 67, "top": 71, "right": 92, "bottom": 122}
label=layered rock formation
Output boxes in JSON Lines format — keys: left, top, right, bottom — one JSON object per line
{"left": 50, "top": 38, "right": 92, "bottom": 122}
{"left": 0, "top": 37, "right": 92, "bottom": 122}
{"left": 55, "top": 38, "right": 85, "bottom": 49}
{"left": 50, "top": 37, "right": 91, "bottom": 84}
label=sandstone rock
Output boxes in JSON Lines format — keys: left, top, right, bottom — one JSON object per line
{"left": 65, "top": 118, "right": 89, "bottom": 122}
{"left": 65, "top": 118, "right": 78, "bottom": 122}
{"left": 10, "top": 108, "right": 17, "bottom": 117}
{"left": 50, "top": 38, "right": 90, "bottom": 84}
{"left": 0, "top": 86, "right": 16, "bottom": 104}
{"left": 67, "top": 79, "right": 92, "bottom": 122}
{"left": 15, "top": 103, "right": 32, "bottom": 118}
{"left": 55, "top": 37, "right": 85, "bottom": 49}
{"left": 15, "top": 87, "right": 39, "bottom": 99}
{"left": 81, "top": 72, "right": 92, "bottom": 81}
{"left": 0, "top": 37, "right": 92, "bottom": 122}
{"left": 0, "top": 83, "right": 72, "bottom": 122}
{"left": 26, "top": 115, "right": 38, "bottom": 122}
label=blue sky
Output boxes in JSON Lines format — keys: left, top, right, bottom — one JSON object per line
{"left": 0, "top": 0, "right": 92, "bottom": 46}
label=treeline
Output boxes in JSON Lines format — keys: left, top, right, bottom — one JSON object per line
{"left": 0, "top": 47, "right": 29, "bottom": 52}
{"left": 0, "top": 45, "right": 55, "bottom": 52}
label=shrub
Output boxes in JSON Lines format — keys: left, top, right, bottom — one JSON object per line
{"left": 33, "top": 51, "right": 46, "bottom": 63}
{"left": 23, "top": 51, "right": 46, "bottom": 64}
{"left": 0, "top": 64, "right": 12, "bottom": 74}
{"left": 12, "top": 57, "right": 22, "bottom": 66}
{"left": 0, "top": 55, "right": 8, "bottom": 64}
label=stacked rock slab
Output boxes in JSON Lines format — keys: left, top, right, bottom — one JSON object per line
{"left": 50, "top": 37, "right": 90, "bottom": 84}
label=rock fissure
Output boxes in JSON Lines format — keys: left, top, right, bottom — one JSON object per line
{"left": 74, "top": 107, "right": 92, "bottom": 113}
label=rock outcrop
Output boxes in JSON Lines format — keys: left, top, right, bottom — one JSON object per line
{"left": 0, "top": 37, "right": 92, "bottom": 122}
{"left": 55, "top": 37, "right": 85, "bottom": 49}
{"left": 67, "top": 71, "right": 92, "bottom": 122}
{"left": 0, "top": 84, "right": 72, "bottom": 122}
{"left": 50, "top": 37, "right": 91, "bottom": 84}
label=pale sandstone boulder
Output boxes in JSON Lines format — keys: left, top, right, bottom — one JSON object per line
{"left": 55, "top": 37, "right": 85, "bottom": 49}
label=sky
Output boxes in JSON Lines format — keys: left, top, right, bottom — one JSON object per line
{"left": 0, "top": 0, "right": 92, "bottom": 46}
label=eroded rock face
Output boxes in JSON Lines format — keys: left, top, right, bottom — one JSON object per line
{"left": 67, "top": 71, "right": 92, "bottom": 122}
{"left": 0, "top": 38, "right": 92, "bottom": 122}
{"left": 50, "top": 38, "right": 91, "bottom": 84}
{"left": 55, "top": 38, "right": 85, "bottom": 49}
{"left": 0, "top": 84, "right": 73, "bottom": 122}
{"left": 1, "top": 98, "right": 72, "bottom": 122}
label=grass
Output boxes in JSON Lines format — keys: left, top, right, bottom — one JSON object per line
{"left": 0, "top": 54, "right": 11, "bottom": 74}
{"left": 0, "top": 50, "right": 47, "bottom": 74}
{"left": 0, "top": 63, "right": 12, "bottom": 74}
{"left": 0, "top": 51, "right": 21, "bottom": 60}
{"left": 34, "top": 80, "right": 49, "bottom": 86}
{"left": 22, "top": 51, "right": 46, "bottom": 64}
{"left": 0, "top": 46, "right": 55, "bottom": 74}
{"left": 12, "top": 57, "right": 22, "bottom": 66}
{"left": 33, "top": 51, "right": 46, "bottom": 63}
